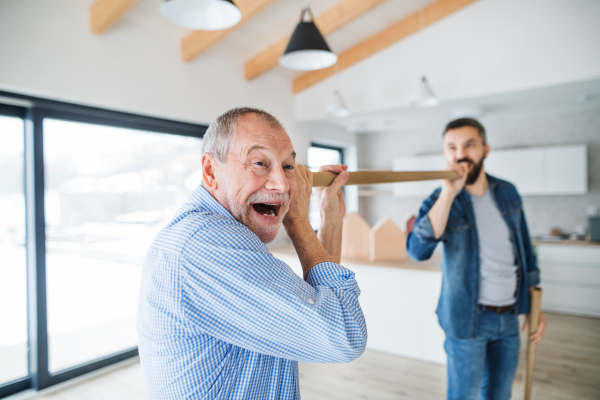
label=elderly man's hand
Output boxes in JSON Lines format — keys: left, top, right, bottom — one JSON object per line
{"left": 314, "top": 165, "right": 349, "bottom": 230}
{"left": 283, "top": 165, "right": 312, "bottom": 226}
{"left": 315, "top": 165, "right": 349, "bottom": 264}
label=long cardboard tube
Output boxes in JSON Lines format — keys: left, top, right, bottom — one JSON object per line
{"left": 312, "top": 170, "right": 459, "bottom": 187}
{"left": 523, "top": 287, "right": 542, "bottom": 400}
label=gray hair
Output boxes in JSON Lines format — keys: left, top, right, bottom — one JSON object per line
{"left": 202, "top": 107, "right": 283, "bottom": 163}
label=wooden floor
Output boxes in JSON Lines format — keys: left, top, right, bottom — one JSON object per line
{"left": 33, "top": 312, "right": 600, "bottom": 400}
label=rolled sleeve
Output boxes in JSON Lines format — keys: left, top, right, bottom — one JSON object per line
{"left": 407, "top": 189, "right": 443, "bottom": 261}
{"left": 306, "top": 262, "right": 360, "bottom": 294}
{"left": 528, "top": 268, "right": 541, "bottom": 287}
{"left": 413, "top": 213, "right": 440, "bottom": 243}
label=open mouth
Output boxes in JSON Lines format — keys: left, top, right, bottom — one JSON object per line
{"left": 252, "top": 203, "right": 282, "bottom": 218}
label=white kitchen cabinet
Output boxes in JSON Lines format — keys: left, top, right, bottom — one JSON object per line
{"left": 393, "top": 144, "right": 587, "bottom": 198}
{"left": 485, "top": 148, "right": 545, "bottom": 195}
{"left": 536, "top": 244, "right": 600, "bottom": 317}
{"left": 545, "top": 145, "right": 587, "bottom": 195}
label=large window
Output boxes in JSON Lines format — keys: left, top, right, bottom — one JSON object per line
{"left": 44, "top": 119, "right": 203, "bottom": 372}
{"left": 307, "top": 144, "right": 344, "bottom": 230}
{"left": 0, "top": 93, "right": 206, "bottom": 399}
{"left": 0, "top": 115, "right": 27, "bottom": 386}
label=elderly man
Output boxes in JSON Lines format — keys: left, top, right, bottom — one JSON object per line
{"left": 137, "top": 107, "right": 367, "bottom": 399}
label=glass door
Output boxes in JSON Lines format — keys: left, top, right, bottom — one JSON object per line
{"left": 0, "top": 114, "right": 28, "bottom": 386}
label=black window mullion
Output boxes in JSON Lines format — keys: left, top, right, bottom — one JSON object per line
{"left": 0, "top": 378, "right": 31, "bottom": 398}
{"left": 0, "top": 103, "right": 26, "bottom": 118}
{"left": 48, "top": 348, "right": 138, "bottom": 387}
{"left": 0, "top": 91, "right": 207, "bottom": 139}
{"left": 25, "top": 108, "right": 51, "bottom": 390}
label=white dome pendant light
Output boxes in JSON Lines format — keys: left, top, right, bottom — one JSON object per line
{"left": 279, "top": 3, "right": 337, "bottom": 71}
{"left": 325, "top": 90, "right": 350, "bottom": 118}
{"left": 414, "top": 76, "right": 440, "bottom": 107}
{"left": 160, "top": 0, "right": 241, "bottom": 30}
{"left": 412, "top": 3, "right": 439, "bottom": 107}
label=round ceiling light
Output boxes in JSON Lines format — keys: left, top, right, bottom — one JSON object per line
{"left": 160, "top": 0, "right": 241, "bottom": 31}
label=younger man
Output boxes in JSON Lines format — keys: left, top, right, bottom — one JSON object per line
{"left": 407, "top": 118, "right": 547, "bottom": 400}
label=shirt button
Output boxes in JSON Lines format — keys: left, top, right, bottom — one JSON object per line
{"left": 307, "top": 298, "right": 315, "bottom": 305}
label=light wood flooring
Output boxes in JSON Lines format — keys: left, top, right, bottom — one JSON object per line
{"left": 30, "top": 312, "right": 599, "bottom": 400}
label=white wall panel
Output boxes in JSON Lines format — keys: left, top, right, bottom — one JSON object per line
{"left": 393, "top": 145, "right": 588, "bottom": 197}
{"left": 486, "top": 148, "right": 545, "bottom": 195}
{"left": 545, "top": 145, "right": 588, "bottom": 195}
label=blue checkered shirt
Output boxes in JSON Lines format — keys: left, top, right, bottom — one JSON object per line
{"left": 137, "top": 185, "right": 367, "bottom": 399}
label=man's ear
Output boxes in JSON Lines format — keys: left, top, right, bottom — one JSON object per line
{"left": 484, "top": 143, "right": 490, "bottom": 159}
{"left": 202, "top": 153, "right": 219, "bottom": 191}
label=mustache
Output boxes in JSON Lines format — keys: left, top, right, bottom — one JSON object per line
{"left": 246, "top": 192, "right": 289, "bottom": 206}
{"left": 457, "top": 158, "right": 475, "bottom": 165}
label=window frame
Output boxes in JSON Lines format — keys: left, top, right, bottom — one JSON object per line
{"left": 308, "top": 142, "right": 344, "bottom": 168}
{"left": 307, "top": 143, "right": 345, "bottom": 231}
{"left": 0, "top": 91, "right": 207, "bottom": 398}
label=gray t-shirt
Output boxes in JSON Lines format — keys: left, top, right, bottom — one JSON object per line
{"left": 470, "top": 189, "right": 518, "bottom": 306}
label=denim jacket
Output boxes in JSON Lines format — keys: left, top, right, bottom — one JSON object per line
{"left": 407, "top": 174, "right": 540, "bottom": 339}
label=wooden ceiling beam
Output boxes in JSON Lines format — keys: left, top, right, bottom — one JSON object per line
{"left": 182, "top": 0, "right": 278, "bottom": 62}
{"left": 90, "top": 0, "right": 138, "bottom": 35}
{"left": 245, "top": 0, "right": 389, "bottom": 81}
{"left": 293, "top": 0, "right": 480, "bottom": 94}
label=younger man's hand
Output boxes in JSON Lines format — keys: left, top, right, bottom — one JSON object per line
{"left": 441, "top": 163, "right": 469, "bottom": 198}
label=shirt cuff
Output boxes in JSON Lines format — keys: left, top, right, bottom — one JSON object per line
{"left": 306, "top": 262, "right": 358, "bottom": 291}
{"left": 528, "top": 269, "right": 541, "bottom": 287}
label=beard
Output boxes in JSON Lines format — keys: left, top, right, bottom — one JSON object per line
{"left": 457, "top": 156, "right": 485, "bottom": 185}
{"left": 226, "top": 189, "right": 289, "bottom": 244}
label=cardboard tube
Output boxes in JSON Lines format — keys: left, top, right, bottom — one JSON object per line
{"left": 312, "top": 170, "right": 459, "bottom": 187}
{"left": 523, "top": 287, "right": 542, "bottom": 400}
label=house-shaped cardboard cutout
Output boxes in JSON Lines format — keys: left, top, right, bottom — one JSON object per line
{"left": 370, "top": 216, "right": 406, "bottom": 262}
{"left": 341, "top": 212, "right": 370, "bottom": 260}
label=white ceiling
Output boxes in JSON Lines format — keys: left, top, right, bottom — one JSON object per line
{"left": 113, "top": 0, "right": 438, "bottom": 79}
{"left": 88, "top": 0, "right": 600, "bottom": 133}
{"left": 321, "top": 77, "right": 600, "bottom": 134}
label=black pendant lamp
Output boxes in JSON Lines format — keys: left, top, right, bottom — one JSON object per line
{"left": 279, "top": 6, "right": 337, "bottom": 71}
{"left": 160, "top": 0, "right": 241, "bottom": 30}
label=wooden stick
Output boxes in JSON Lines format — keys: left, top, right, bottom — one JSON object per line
{"left": 312, "top": 170, "right": 459, "bottom": 187}
{"left": 523, "top": 287, "right": 543, "bottom": 400}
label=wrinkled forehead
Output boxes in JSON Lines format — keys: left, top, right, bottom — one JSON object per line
{"left": 232, "top": 114, "right": 295, "bottom": 160}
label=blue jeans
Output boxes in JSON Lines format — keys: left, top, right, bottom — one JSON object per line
{"left": 444, "top": 308, "right": 520, "bottom": 400}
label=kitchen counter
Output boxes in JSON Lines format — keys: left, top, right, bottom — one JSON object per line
{"left": 271, "top": 245, "right": 441, "bottom": 271}
{"left": 271, "top": 245, "right": 446, "bottom": 365}
{"left": 532, "top": 239, "right": 600, "bottom": 247}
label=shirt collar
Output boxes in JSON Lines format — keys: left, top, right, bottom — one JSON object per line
{"left": 189, "top": 185, "right": 236, "bottom": 221}
{"left": 486, "top": 173, "right": 499, "bottom": 191}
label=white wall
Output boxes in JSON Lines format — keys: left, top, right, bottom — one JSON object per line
{"left": 295, "top": 0, "right": 600, "bottom": 121}
{"left": 0, "top": 0, "right": 307, "bottom": 161}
